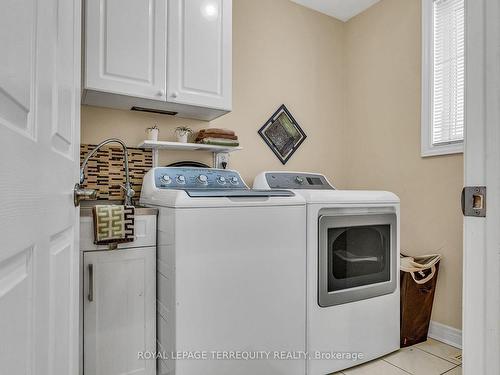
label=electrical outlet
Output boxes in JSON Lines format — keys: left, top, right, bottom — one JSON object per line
{"left": 214, "top": 152, "right": 229, "bottom": 169}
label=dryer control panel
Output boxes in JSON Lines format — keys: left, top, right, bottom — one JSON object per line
{"left": 262, "top": 172, "right": 334, "bottom": 190}
{"left": 154, "top": 167, "right": 248, "bottom": 190}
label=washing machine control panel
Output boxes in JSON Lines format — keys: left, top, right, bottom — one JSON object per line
{"left": 264, "top": 172, "right": 334, "bottom": 190}
{"left": 154, "top": 167, "right": 248, "bottom": 189}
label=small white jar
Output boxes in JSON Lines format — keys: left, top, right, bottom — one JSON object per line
{"left": 176, "top": 132, "right": 188, "bottom": 143}
{"left": 146, "top": 127, "right": 159, "bottom": 141}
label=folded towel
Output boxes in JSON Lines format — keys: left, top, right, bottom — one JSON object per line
{"left": 93, "top": 205, "right": 135, "bottom": 246}
{"left": 196, "top": 132, "right": 238, "bottom": 141}
{"left": 198, "top": 128, "right": 235, "bottom": 136}
{"left": 198, "top": 137, "right": 240, "bottom": 147}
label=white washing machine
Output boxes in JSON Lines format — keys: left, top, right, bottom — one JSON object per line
{"left": 254, "top": 171, "right": 400, "bottom": 374}
{"left": 140, "top": 167, "right": 307, "bottom": 375}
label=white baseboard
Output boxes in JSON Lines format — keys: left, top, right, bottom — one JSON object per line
{"left": 428, "top": 320, "right": 462, "bottom": 349}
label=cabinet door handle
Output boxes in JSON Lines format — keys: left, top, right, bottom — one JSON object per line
{"left": 88, "top": 264, "right": 94, "bottom": 302}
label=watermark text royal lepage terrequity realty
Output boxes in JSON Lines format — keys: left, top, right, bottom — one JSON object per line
{"left": 138, "top": 351, "right": 364, "bottom": 361}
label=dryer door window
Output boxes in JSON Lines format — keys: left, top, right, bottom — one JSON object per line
{"left": 318, "top": 214, "right": 397, "bottom": 307}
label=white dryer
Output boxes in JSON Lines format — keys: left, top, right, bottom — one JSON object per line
{"left": 140, "top": 167, "right": 307, "bottom": 375}
{"left": 254, "top": 171, "right": 400, "bottom": 374}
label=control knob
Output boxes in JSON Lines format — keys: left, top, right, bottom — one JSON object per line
{"left": 162, "top": 175, "right": 172, "bottom": 184}
{"left": 198, "top": 174, "right": 208, "bottom": 184}
{"left": 217, "top": 176, "right": 226, "bottom": 185}
{"left": 176, "top": 175, "right": 186, "bottom": 184}
{"left": 295, "top": 176, "right": 304, "bottom": 184}
{"left": 229, "top": 176, "right": 239, "bottom": 185}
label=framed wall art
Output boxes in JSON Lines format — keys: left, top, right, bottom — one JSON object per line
{"left": 258, "top": 104, "right": 307, "bottom": 164}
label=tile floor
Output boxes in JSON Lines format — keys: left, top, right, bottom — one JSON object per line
{"left": 334, "top": 338, "right": 462, "bottom": 375}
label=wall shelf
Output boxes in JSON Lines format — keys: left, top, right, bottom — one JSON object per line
{"left": 138, "top": 140, "right": 242, "bottom": 168}
{"left": 138, "top": 140, "right": 242, "bottom": 153}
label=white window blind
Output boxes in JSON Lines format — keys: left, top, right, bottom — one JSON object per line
{"left": 432, "top": 0, "right": 465, "bottom": 145}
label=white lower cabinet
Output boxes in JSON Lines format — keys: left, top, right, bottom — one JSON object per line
{"left": 83, "top": 247, "right": 156, "bottom": 375}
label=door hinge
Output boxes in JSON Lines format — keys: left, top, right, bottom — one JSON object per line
{"left": 462, "top": 186, "right": 486, "bottom": 217}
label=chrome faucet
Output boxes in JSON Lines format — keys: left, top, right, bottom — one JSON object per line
{"left": 76, "top": 138, "right": 135, "bottom": 206}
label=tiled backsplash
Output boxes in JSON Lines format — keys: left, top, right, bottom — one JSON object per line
{"left": 80, "top": 144, "right": 153, "bottom": 201}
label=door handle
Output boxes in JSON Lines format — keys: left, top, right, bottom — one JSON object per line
{"left": 88, "top": 264, "right": 94, "bottom": 302}
{"left": 74, "top": 183, "right": 97, "bottom": 207}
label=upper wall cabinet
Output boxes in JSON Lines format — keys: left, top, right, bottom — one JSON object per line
{"left": 82, "top": 0, "right": 232, "bottom": 121}
{"left": 167, "top": 0, "right": 232, "bottom": 110}
{"left": 85, "top": 0, "right": 167, "bottom": 101}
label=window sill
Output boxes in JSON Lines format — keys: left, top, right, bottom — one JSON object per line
{"left": 421, "top": 142, "right": 464, "bottom": 157}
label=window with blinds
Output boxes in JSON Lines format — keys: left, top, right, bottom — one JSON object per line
{"left": 432, "top": 0, "right": 465, "bottom": 145}
{"left": 421, "top": 0, "right": 465, "bottom": 157}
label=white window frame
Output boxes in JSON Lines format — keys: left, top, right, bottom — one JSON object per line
{"left": 421, "top": 0, "right": 464, "bottom": 157}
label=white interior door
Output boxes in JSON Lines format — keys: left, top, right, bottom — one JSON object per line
{"left": 0, "top": 1, "right": 81, "bottom": 374}
{"left": 463, "top": 0, "right": 500, "bottom": 373}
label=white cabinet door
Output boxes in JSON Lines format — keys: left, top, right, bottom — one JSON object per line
{"left": 83, "top": 248, "right": 156, "bottom": 375}
{"left": 167, "top": 0, "right": 232, "bottom": 110}
{"left": 85, "top": 0, "right": 167, "bottom": 101}
{"left": 0, "top": 0, "right": 81, "bottom": 374}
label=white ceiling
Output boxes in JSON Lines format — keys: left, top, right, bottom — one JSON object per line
{"left": 290, "top": 0, "right": 381, "bottom": 22}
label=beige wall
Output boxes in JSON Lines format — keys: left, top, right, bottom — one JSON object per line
{"left": 344, "top": 0, "right": 463, "bottom": 329}
{"left": 82, "top": 0, "right": 347, "bottom": 185}
{"left": 81, "top": 0, "right": 463, "bottom": 329}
